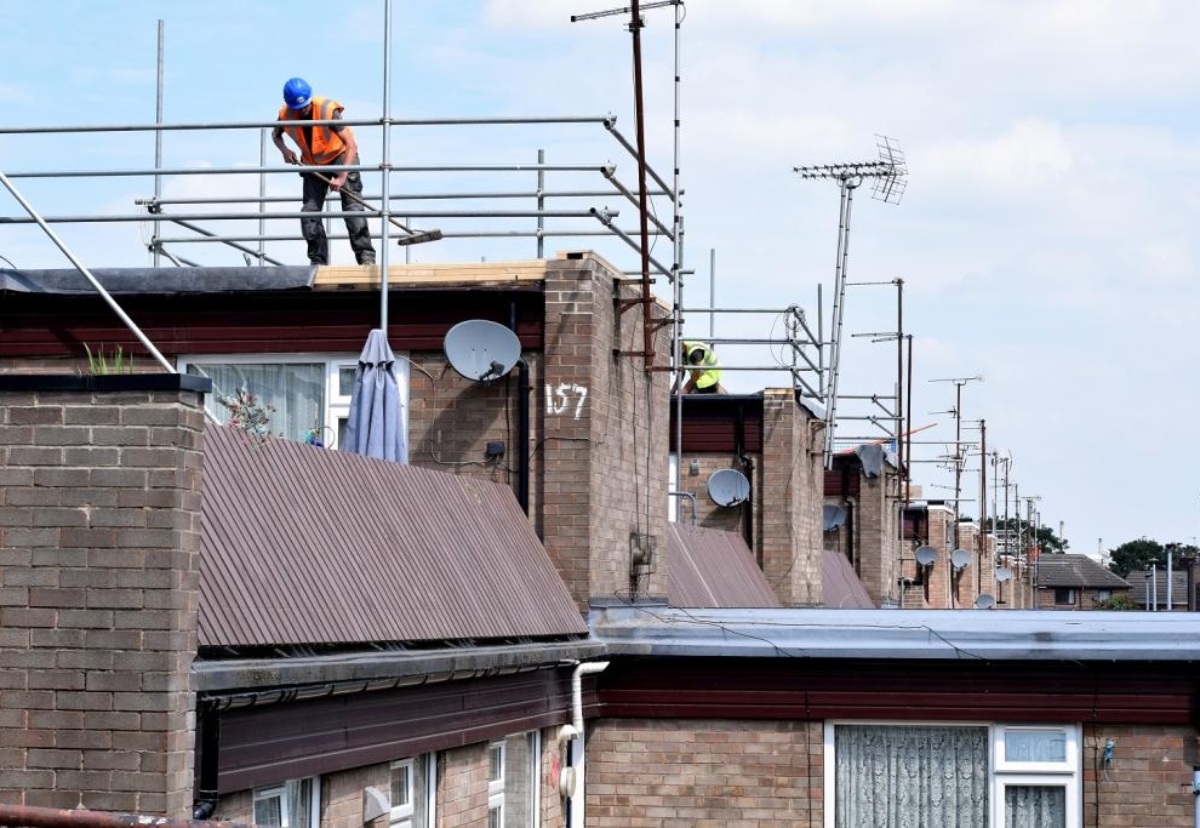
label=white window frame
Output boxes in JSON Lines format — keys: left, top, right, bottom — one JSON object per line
{"left": 389, "top": 754, "right": 436, "bottom": 828}
{"left": 390, "top": 758, "right": 414, "bottom": 827}
{"left": 823, "top": 721, "right": 1081, "bottom": 828}
{"left": 487, "top": 741, "right": 505, "bottom": 827}
{"left": 992, "top": 772, "right": 1079, "bottom": 828}
{"left": 993, "top": 724, "right": 1077, "bottom": 773}
{"left": 177, "top": 352, "right": 409, "bottom": 451}
{"left": 252, "top": 777, "right": 320, "bottom": 828}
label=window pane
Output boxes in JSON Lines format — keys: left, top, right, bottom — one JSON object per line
{"left": 189, "top": 362, "right": 324, "bottom": 443}
{"left": 488, "top": 806, "right": 503, "bottom": 828}
{"left": 288, "top": 778, "right": 313, "bottom": 828}
{"left": 391, "top": 763, "right": 411, "bottom": 808}
{"left": 1004, "top": 785, "right": 1066, "bottom": 828}
{"left": 1004, "top": 730, "right": 1067, "bottom": 764}
{"left": 254, "top": 796, "right": 283, "bottom": 828}
{"left": 338, "top": 366, "right": 357, "bottom": 397}
{"left": 489, "top": 745, "right": 504, "bottom": 783}
{"left": 503, "top": 734, "right": 534, "bottom": 827}
{"left": 834, "top": 725, "right": 988, "bottom": 828}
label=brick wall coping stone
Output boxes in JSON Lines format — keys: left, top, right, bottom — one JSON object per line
{"left": 0, "top": 373, "right": 212, "bottom": 393}
{"left": 588, "top": 603, "right": 1200, "bottom": 661}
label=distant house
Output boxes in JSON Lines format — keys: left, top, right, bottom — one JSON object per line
{"left": 1128, "top": 569, "right": 1192, "bottom": 611}
{"left": 1034, "top": 554, "right": 1131, "bottom": 610}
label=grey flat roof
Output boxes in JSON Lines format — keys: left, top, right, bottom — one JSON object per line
{"left": 0, "top": 266, "right": 316, "bottom": 294}
{"left": 589, "top": 604, "right": 1200, "bottom": 661}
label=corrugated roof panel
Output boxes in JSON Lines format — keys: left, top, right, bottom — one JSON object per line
{"left": 822, "top": 549, "right": 875, "bottom": 609}
{"left": 667, "top": 523, "right": 780, "bottom": 609}
{"left": 199, "top": 426, "right": 586, "bottom": 648}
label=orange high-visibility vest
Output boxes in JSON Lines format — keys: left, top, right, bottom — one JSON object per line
{"left": 277, "top": 96, "right": 349, "bottom": 165}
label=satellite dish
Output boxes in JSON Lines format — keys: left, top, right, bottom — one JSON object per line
{"left": 915, "top": 546, "right": 937, "bottom": 567}
{"left": 995, "top": 566, "right": 1012, "bottom": 583}
{"left": 951, "top": 549, "right": 972, "bottom": 570}
{"left": 444, "top": 320, "right": 521, "bottom": 382}
{"left": 974, "top": 594, "right": 996, "bottom": 609}
{"left": 707, "top": 468, "right": 751, "bottom": 507}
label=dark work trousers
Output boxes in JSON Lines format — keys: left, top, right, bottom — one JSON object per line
{"left": 300, "top": 153, "right": 377, "bottom": 265}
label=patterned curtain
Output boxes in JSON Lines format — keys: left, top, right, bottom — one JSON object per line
{"left": 835, "top": 725, "right": 989, "bottom": 828}
{"left": 1004, "top": 786, "right": 1066, "bottom": 828}
{"left": 189, "top": 362, "right": 324, "bottom": 443}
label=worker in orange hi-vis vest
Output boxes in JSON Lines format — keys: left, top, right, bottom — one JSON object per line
{"left": 273, "top": 77, "right": 377, "bottom": 267}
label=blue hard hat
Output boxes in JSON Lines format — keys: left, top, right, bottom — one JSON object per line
{"left": 283, "top": 77, "right": 312, "bottom": 110}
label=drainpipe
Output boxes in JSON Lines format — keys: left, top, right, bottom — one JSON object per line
{"left": 517, "top": 358, "right": 530, "bottom": 515}
{"left": 192, "top": 699, "right": 220, "bottom": 819}
{"left": 567, "top": 661, "right": 610, "bottom": 828}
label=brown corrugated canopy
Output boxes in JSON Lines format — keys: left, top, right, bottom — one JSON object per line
{"left": 199, "top": 426, "right": 586, "bottom": 648}
{"left": 667, "top": 523, "right": 780, "bottom": 608}
{"left": 822, "top": 549, "right": 875, "bottom": 608}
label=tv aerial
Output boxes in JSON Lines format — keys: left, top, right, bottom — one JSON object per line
{"left": 995, "top": 567, "right": 1012, "bottom": 583}
{"left": 915, "top": 546, "right": 937, "bottom": 568}
{"left": 793, "top": 135, "right": 908, "bottom": 468}
{"left": 974, "top": 594, "right": 996, "bottom": 609}
{"left": 444, "top": 320, "right": 522, "bottom": 382}
{"left": 707, "top": 468, "right": 751, "bottom": 508}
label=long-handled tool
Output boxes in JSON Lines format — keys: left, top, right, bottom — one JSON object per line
{"left": 311, "top": 171, "right": 443, "bottom": 247}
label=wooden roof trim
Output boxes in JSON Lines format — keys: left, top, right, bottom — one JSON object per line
{"left": 315, "top": 260, "right": 548, "bottom": 289}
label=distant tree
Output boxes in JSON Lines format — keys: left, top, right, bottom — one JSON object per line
{"left": 1093, "top": 593, "right": 1138, "bottom": 611}
{"left": 984, "top": 518, "right": 1068, "bottom": 554}
{"left": 1107, "top": 539, "right": 1199, "bottom": 577}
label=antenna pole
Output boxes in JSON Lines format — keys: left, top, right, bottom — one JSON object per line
{"left": 153, "top": 20, "right": 164, "bottom": 268}
{"left": 954, "top": 380, "right": 962, "bottom": 549}
{"left": 377, "top": 0, "right": 395, "bottom": 332}
{"left": 895, "top": 278, "right": 904, "bottom": 481}
{"left": 823, "top": 179, "right": 856, "bottom": 466}
{"left": 979, "top": 418, "right": 987, "bottom": 581}
{"left": 627, "top": 0, "right": 654, "bottom": 369}
{"left": 905, "top": 335, "right": 913, "bottom": 505}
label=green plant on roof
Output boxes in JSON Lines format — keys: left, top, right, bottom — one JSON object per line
{"left": 83, "top": 343, "right": 135, "bottom": 375}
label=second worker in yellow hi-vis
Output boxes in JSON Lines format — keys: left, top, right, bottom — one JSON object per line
{"left": 677, "top": 341, "right": 724, "bottom": 394}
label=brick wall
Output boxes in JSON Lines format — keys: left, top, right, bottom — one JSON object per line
{"left": 1034, "top": 586, "right": 1120, "bottom": 611}
{"left": 438, "top": 745, "right": 489, "bottom": 828}
{"left": 542, "top": 254, "right": 670, "bottom": 606}
{"left": 0, "top": 381, "right": 205, "bottom": 816}
{"left": 321, "top": 763, "right": 390, "bottom": 828}
{"left": 406, "top": 352, "right": 545, "bottom": 536}
{"left": 587, "top": 718, "right": 823, "bottom": 827}
{"left": 1084, "top": 724, "right": 1196, "bottom": 826}
{"left": 672, "top": 451, "right": 758, "bottom": 551}
{"left": 760, "top": 391, "right": 823, "bottom": 606}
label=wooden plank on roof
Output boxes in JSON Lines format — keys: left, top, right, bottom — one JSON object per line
{"left": 315, "top": 261, "right": 548, "bottom": 289}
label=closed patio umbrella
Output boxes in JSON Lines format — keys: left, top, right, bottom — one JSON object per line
{"left": 343, "top": 329, "right": 406, "bottom": 462}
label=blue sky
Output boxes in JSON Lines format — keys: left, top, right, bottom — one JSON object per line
{"left": 4, "top": 1, "right": 1200, "bottom": 558}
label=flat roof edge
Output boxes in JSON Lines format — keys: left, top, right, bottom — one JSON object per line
{"left": 193, "top": 639, "right": 606, "bottom": 694}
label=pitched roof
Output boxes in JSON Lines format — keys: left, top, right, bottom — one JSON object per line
{"left": 1035, "top": 554, "right": 1130, "bottom": 590}
{"left": 199, "top": 426, "right": 587, "bottom": 649}
{"left": 667, "top": 523, "right": 780, "bottom": 608}
{"left": 1127, "top": 570, "right": 1190, "bottom": 607}
{"left": 822, "top": 549, "right": 875, "bottom": 608}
